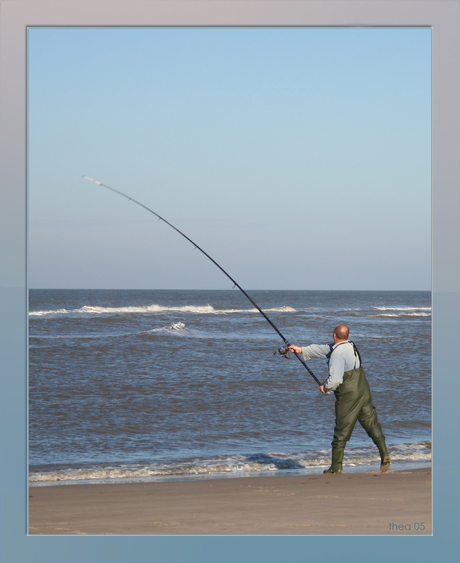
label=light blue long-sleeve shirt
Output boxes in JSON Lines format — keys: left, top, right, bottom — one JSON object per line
{"left": 301, "top": 340, "right": 361, "bottom": 392}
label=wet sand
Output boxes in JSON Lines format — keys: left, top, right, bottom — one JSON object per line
{"left": 28, "top": 468, "right": 431, "bottom": 535}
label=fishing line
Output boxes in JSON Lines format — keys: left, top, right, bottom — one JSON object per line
{"left": 82, "top": 175, "right": 321, "bottom": 386}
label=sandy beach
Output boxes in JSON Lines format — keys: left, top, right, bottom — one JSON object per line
{"left": 28, "top": 468, "right": 431, "bottom": 535}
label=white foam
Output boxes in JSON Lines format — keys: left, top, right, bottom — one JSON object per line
{"left": 29, "top": 304, "right": 296, "bottom": 317}
{"left": 29, "top": 442, "right": 431, "bottom": 483}
{"left": 372, "top": 312, "right": 431, "bottom": 318}
{"left": 29, "top": 309, "right": 70, "bottom": 317}
{"left": 167, "top": 322, "right": 186, "bottom": 330}
{"left": 371, "top": 306, "right": 431, "bottom": 311}
{"left": 149, "top": 322, "right": 188, "bottom": 334}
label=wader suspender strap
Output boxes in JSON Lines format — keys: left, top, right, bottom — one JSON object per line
{"left": 349, "top": 341, "right": 362, "bottom": 368}
{"left": 329, "top": 341, "right": 363, "bottom": 369}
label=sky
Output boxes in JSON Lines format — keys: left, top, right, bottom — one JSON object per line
{"left": 28, "top": 27, "right": 431, "bottom": 291}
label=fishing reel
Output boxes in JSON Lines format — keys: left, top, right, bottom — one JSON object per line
{"left": 274, "top": 345, "right": 291, "bottom": 359}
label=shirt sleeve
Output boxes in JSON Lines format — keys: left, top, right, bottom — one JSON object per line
{"left": 301, "top": 344, "right": 331, "bottom": 361}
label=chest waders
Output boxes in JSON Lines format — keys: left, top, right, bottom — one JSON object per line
{"left": 323, "top": 346, "right": 390, "bottom": 474}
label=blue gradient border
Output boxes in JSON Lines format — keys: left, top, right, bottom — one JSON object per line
{"left": 1, "top": 1, "right": 459, "bottom": 562}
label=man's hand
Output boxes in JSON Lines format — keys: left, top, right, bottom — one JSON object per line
{"left": 288, "top": 344, "right": 302, "bottom": 354}
{"left": 319, "top": 384, "right": 327, "bottom": 394}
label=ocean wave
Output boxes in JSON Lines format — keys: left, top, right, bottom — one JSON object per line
{"left": 29, "top": 304, "right": 296, "bottom": 318}
{"left": 30, "top": 304, "right": 431, "bottom": 319}
{"left": 372, "top": 313, "right": 431, "bottom": 318}
{"left": 371, "top": 306, "right": 431, "bottom": 311}
{"left": 29, "top": 308, "right": 70, "bottom": 317}
{"left": 149, "top": 322, "right": 188, "bottom": 334}
{"left": 29, "top": 442, "right": 431, "bottom": 484}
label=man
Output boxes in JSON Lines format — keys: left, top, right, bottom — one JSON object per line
{"left": 289, "top": 324, "right": 391, "bottom": 474}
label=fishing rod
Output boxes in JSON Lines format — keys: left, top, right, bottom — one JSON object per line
{"left": 82, "top": 175, "right": 321, "bottom": 386}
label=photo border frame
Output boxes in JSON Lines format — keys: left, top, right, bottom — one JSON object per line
{"left": 1, "top": 1, "right": 459, "bottom": 562}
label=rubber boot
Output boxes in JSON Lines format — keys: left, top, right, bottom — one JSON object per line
{"left": 323, "top": 447, "right": 344, "bottom": 474}
{"left": 375, "top": 437, "right": 391, "bottom": 472}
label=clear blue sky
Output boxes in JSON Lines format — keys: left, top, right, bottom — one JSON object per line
{"left": 28, "top": 27, "right": 431, "bottom": 290}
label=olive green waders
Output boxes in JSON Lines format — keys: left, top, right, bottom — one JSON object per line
{"left": 323, "top": 366, "right": 390, "bottom": 474}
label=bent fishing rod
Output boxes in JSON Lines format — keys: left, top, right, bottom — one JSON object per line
{"left": 82, "top": 175, "right": 321, "bottom": 386}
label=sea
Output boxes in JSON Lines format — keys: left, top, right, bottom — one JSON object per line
{"left": 28, "top": 289, "right": 431, "bottom": 486}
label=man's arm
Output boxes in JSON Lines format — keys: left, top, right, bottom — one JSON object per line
{"left": 288, "top": 344, "right": 332, "bottom": 393}
{"left": 288, "top": 343, "right": 331, "bottom": 361}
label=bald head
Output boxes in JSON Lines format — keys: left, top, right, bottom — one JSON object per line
{"left": 334, "top": 324, "right": 349, "bottom": 341}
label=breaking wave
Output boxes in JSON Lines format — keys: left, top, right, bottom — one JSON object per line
{"left": 29, "top": 304, "right": 296, "bottom": 318}
{"left": 29, "top": 441, "right": 431, "bottom": 485}
{"left": 371, "top": 307, "right": 431, "bottom": 311}
{"left": 372, "top": 313, "right": 431, "bottom": 318}
{"left": 29, "top": 308, "right": 71, "bottom": 317}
